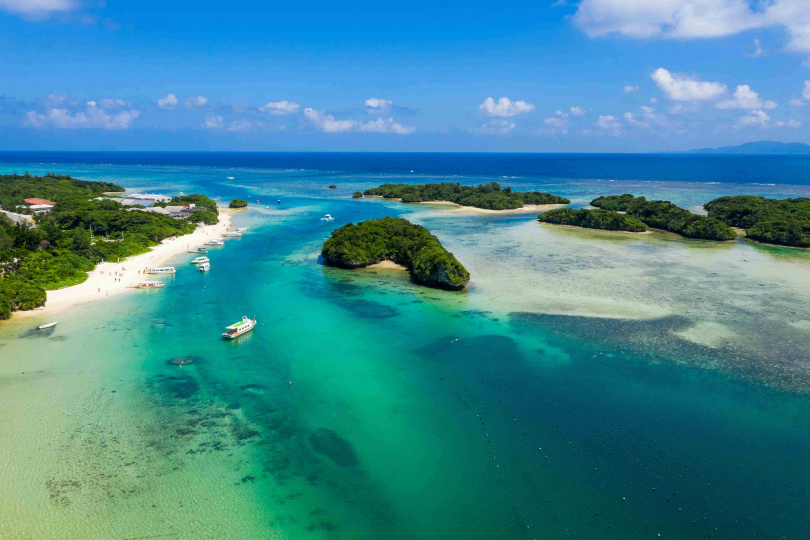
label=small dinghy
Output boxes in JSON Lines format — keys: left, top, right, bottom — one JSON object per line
{"left": 321, "top": 214, "right": 334, "bottom": 221}
{"left": 37, "top": 322, "right": 58, "bottom": 330}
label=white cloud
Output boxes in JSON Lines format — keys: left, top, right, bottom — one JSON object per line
{"left": 649, "top": 97, "right": 658, "bottom": 104}
{"left": 736, "top": 109, "right": 770, "bottom": 128}
{"left": 544, "top": 110, "right": 569, "bottom": 133}
{"left": 775, "top": 118, "right": 801, "bottom": 127}
{"left": 479, "top": 97, "right": 536, "bottom": 117}
{"left": 753, "top": 38, "right": 765, "bottom": 57}
{"left": 202, "top": 115, "right": 224, "bottom": 129}
{"left": 184, "top": 95, "right": 208, "bottom": 109}
{"left": 716, "top": 85, "right": 777, "bottom": 110}
{"left": 570, "top": 106, "right": 586, "bottom": 116}
{"left": 260, "top": 100, "right": 300, "bottom": 115}
{"left": 596, "top": 114, "right": 622, "bottom": 135}
{"left": 471, "top": 119, "right": 516, "bottom": 135}
{"left": 803, "top": 80, "right": 810, "bottom": 100}
{"left": 572, "top": 0, "right": 810, "bottom": 55}
{"left": 623, "top": 85, "right": 639, "bottom": 93}
{"left": 624, "top": 112, "right": 649, "bottom": 128}
{"left": 365, "top": 98, "right": 393, "bottom": 114}
{"left": 157, "top": 93, "right": 179, "bottom": 110}
{"left": 651, "top": 68, "right": 726, "bottom": 101}
{"left": 359, "top": 117, "right": 416, "bottom": 134}
{"left": 227, "top": 119, "right": 254, "bottom": 132}
{"left": 303, "top": 108, "right": 357, "bottom": 133}
{"left": 0, "top": 0, "right": 76, "bottom": 17}
{"left": 789, "top": 98, "right": 804, "bottom": 106}
{"left": 25, "top": 100, "right": 140, "bottom": 130}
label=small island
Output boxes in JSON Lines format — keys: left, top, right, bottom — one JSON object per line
{"left": 538, "top": 208, "right": 648, "bottom": 232}
{"left": 705, "top": 195, "right": 810, "bottom": 248}
{"left": 352, "top": 191, "right": 363, "bottom": 199}
{"left": 321, "top": 217, "right": 470, "bottom": 290}
{"left": 363, "top": 181, "right": 570, "bottom": 211}
{"left": 229, "top": 198, "right": 248, "bottom": 208}
{"left": 591, "top": 194, "right": 736, "bottom": 241}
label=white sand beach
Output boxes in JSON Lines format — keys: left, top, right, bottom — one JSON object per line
{"left": 16, "top": 208, "right": 233, "bottom": 318}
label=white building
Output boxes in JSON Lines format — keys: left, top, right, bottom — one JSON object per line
{"left": 119, "top": 193, "right": 172, "bottom": 207}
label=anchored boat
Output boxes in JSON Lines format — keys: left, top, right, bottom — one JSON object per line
{"left": 223, "top": 231, "right": 243, "bottom": 237}
{"left": 135, "top": 281, "right": 164, "bottom": 288}
{"left": 222, "top": 316, "right": 256, "bottom": 339}
{"left": 198, "top": 262, "right": 211, "bottom": 272}
{"left": 37, "top": 322, "right": 58, "bottom": 330}
{"left": 144, "top": 267, "right": 176, "bottom": 274}
{"left": 191, "top": 256, "right": 209, "bottom": 265}
{"left": 204, "top": 238, "right": 224, "bottom": 246}
{"left": 188, "top": 247, "right": 208, "bottom": 254}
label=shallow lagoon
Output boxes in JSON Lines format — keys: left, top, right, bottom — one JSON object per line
{"left": 1, "top": 159, "right": 809, "bottom": 538}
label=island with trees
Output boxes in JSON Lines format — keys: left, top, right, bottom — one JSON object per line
{"left": 352, "top": 191, "right": 363, "bottom": 199}
{"left": 590, "top": 194, "right": 736, "bottom": 241}
{"left": 229, "top": 198, "right": 248, "bottom": 209}
{"left": 704, "top": 195, "right": 810, "bottom": 248}
{"left": 321, "top": 217, "right": 470, "bottom": 290}
{"left": 0, "top": 173, "right": 219, "bottom": 319}
{"left": 538, "top": 208, "right": 648, "bottom": 232}
{"left": 363, "top": 182, "right": 570, "bottom": 210}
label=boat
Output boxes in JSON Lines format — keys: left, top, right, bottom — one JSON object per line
{"left": 135, "top": 281, "right": 164, "bottom": 288}
{"left": 198, "top": 262, "right": 211, "bottom": 272}
{"left": 321, "top": 214, "right": 334, "bottom": 221}
{"left": 237, "top": 227, "right": 249, "bottom": 232}
{"left": 204, "top": 238, "right": 224, "bottom": 246}
{"left": 222, "top": 316, "right": 256, "bottom": 339}
{"left": 187, "top": 247, "right": 208, "bottom": 254}
{"left": 144, "top": 267, "right": 176, "bottom": 274}
{"left": 37, "top": 322, "right": 57, "bottom": 330}
{"left": 191, "top": 256, "right": 209, "bottom": 264}
{"left": 224, "top": 231, "right": 243, "bottom": 237}
{"left": 227, "top": 176, "right": 234, "bottom": 180}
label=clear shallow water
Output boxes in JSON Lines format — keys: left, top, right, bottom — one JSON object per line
{"left": 1, "top": 153, "right": 809, "bottom": 539}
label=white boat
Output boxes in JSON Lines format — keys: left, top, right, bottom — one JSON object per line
{"left": 204, "top": 238, "right": 224, "bottom": 246}
{"left": 237, "top": 227, "right": 249, "bottom": 232}
{"left": 224, "top": 231, "right": 243, "bottom": 237}
{"left": 198, "top": 262, "right": 211, "bottom": 272}
{"left": 227, "top": 176, "right": 234, "bottom": 180}
{"left": 321, "top": 214, "right": 334, "bottom": 221}
{"left": 144, "top": 267, "right": 176, "bottom": 274}
{"left": 136, "top": 281, "right": 164, "bottom": 288}
{"left": 188, "top": 247, "right": 208, "bottom": 254}
{"left": 222, "top": 316, "right": 256, "bottom": 339}
{"left": 37, "top": 322, "right": 57, "bottom": 330}
{"left": 191, "top": 256, "right": 210, "bottom": 264}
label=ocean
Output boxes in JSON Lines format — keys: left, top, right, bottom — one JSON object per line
{"left": 0, "top": 152, "right": 809, "bottom": 539}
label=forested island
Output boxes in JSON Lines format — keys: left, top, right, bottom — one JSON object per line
{"left": 363, "top": 182, "right": 570, "bottom": 210}
{"left": 591, "top": 194, "right": 736, "bottom": 241}
{"left": 229, "top": 198, "right": 248, "bottom": 208}
{"left": 321, "top": 217, "right": 470, "bottom": 290}
{"left": 538, "top": 208, "right": 648, "bottom": 232}
{"left": 705, "top": 196, "right": 810, "bottom": 247}
{"left": 0, "top": 173, "right": 218, "bottom": 319}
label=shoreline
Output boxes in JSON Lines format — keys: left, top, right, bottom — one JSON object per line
{"left": 13, "top": 208, "right": 234, "bottom": 319}
{"left": 363, "top": 195, "right": 567, "bottom": 214}
{"left": 537, "top": 222, "right": 653, "bottom": 234}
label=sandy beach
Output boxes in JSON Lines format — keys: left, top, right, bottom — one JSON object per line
{"left": 16, "top": 208, "right": 233, "bottom": 318}
{"left": 364, "top": 195, "right": 567, "bottom": 214}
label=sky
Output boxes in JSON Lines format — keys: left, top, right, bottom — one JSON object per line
{"left": 2, "top": 0, "right": 810, "bottom": 152}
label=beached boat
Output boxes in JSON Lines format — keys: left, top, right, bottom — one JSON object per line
{"left": 204, "top": 238, "right": 224, "bottom": 246}
{"left": 223, "top": 231, "right": 243, "bottom": 237}
{"left": 144, "top": 267, "right": 176, "bottom": 274}
{"left": 222, "top": 316, "right": 256, "bottom": 339}
{"left": 237, "top": 227, "right": 249, "bottom": 232}
{"left": 321, "top": 214, "right": 334, "bottom": 221}
{"left": 135, "top": 281, "right": 164, "bottom": 288}
{"left": 188, "top": 247, "right": 208, "bottom": 254}
{"left": 198, "top": 262, "right": 211, "bottom": 272}
{"left": 191, "top": 256, "right": 209, "bottom": 264}
{"left": 37, "top": 322, "right": 57, "bottom": 330}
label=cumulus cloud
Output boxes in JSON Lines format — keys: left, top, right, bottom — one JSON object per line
{"left": 789, "top": 98, "right": 804, "bottom": 106}
{"left": 227, "top": 119, "right": 254, "bottom": 132}
{"left": 753, "top": 38, "right": 765, "bottom": 57}
{"left": 651, "top": 68, "right": 726, "bottom": 101}
{"left": 623, "top": 85, "right": 639, "bottom": 93}
{"left": 736, "top": 109, "right": 770, "bottom": 128}
{"left": 570, "top": 106, "right": 586, "bottom": 116}
{"left": 157, "top": 93, "right": 178, "bottom": 110}
{"left": 25, "top": 100, "right": 140, "bottom": 130}
{"left": 471, "top": 119, "right": 516, "bottom": 135}
{"left": 260, "top": 100, "right": 300, "bottom": 115}
{"left": 0, "top": 0, "right": 77, "bottom": 17}
{"left": 365, "top": 98, "right": 393, "bottom": 114}
{"left": 572, "top": 0, "right": 810, "bottom": 55}
{"left": 479, "top": 97, "right": 535, "bottom": 117}
{"left": 596, "top": 114, "right": 622, "bottom": 135}
{"left": 544, "top": 110, "right": 569, "bottom": 133}
{"left": 202, "top": 114, "right": 224, "bottom": 129}
{"left": 359, "top": 117, "right": 416, "bottom": 134}
{"left": 303, "top": 108, "right": 357, "bottom": 133}
{"left": 775, "top": 118, "right": 801, "bottom": 127}
{"left": 716, "top": 85, "right": 777, "bottom": 110}
{"left": 184, "top": 95, "right": 208, "bottom": 109}
{"left": 803, "top": 80, "right": 810, "bottom": 100}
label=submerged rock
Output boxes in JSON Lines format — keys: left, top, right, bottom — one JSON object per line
{"left": 309, "top": 428, "right": 359, "bottom": 467}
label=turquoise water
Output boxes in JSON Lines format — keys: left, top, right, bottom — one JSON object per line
{"left": 1, "top": 156, "right": 809, "bottom": 538}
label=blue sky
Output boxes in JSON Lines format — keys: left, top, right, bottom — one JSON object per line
{"left": 2, "top": 0, "right": 810, "bottom": 152}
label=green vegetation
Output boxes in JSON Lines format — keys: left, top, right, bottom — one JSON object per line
{"left": 538, "top": 208, "right": 648, "bottom": 232}
{"left": 591, "top": 194, "right": 736, "bottom": 241}
{"left": 321, "top": 217, "right": 470, "bottom": 290}
{"left": 229, "top": 198, "right": 248, "bottom": 209}
{"left": 0, "top": 173, "right": 218, "bottom": 319}
{"left": 157, "top": 194, "right": 219, "bottom": 225}
{"left": 364, "top": 182, "right": 570, "bottom": 210}
{"left": 352, "top": 191, "right": 363, "bottom": 199}
{"left": 704, "top": 196, "right": 810, "bottom": 247}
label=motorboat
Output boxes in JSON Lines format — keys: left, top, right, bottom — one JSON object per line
{"left": 144, "top": 267, "right": 176, "bottom": 274}
{"left": 222, "top": 316, "right": 256, "bottom": 339}
{"left": 223, "top": 231, "right": 243, "bottom": 237}
{"left": 37, "top": 322, "right": 57, "bottom": 330}
{"left": 191, "top": 256, "right": 210, "bottom": 264}
{"left": 135, "top": 281, "right": 164, "bottom": 288}
{"left": 188, "top": 247, "right": 208, "bottom": 254}
{"left": 321, "top": 214, "right": 334, "bottom": 221}
{"left": 198, "top": 262, "right": 211, "bottom": 272}
{"left": 204, "top": 238, "right": 224, "bottom": 246}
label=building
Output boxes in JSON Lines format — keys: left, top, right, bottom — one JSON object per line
{"left": 23, "top": 198, "right": 56, "bottom": 213}
{"left": 119, "top": 193, "right": 172, "bottom": 207}
{"left": 129, "top": 204, "right": 197, "bottom": 219}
